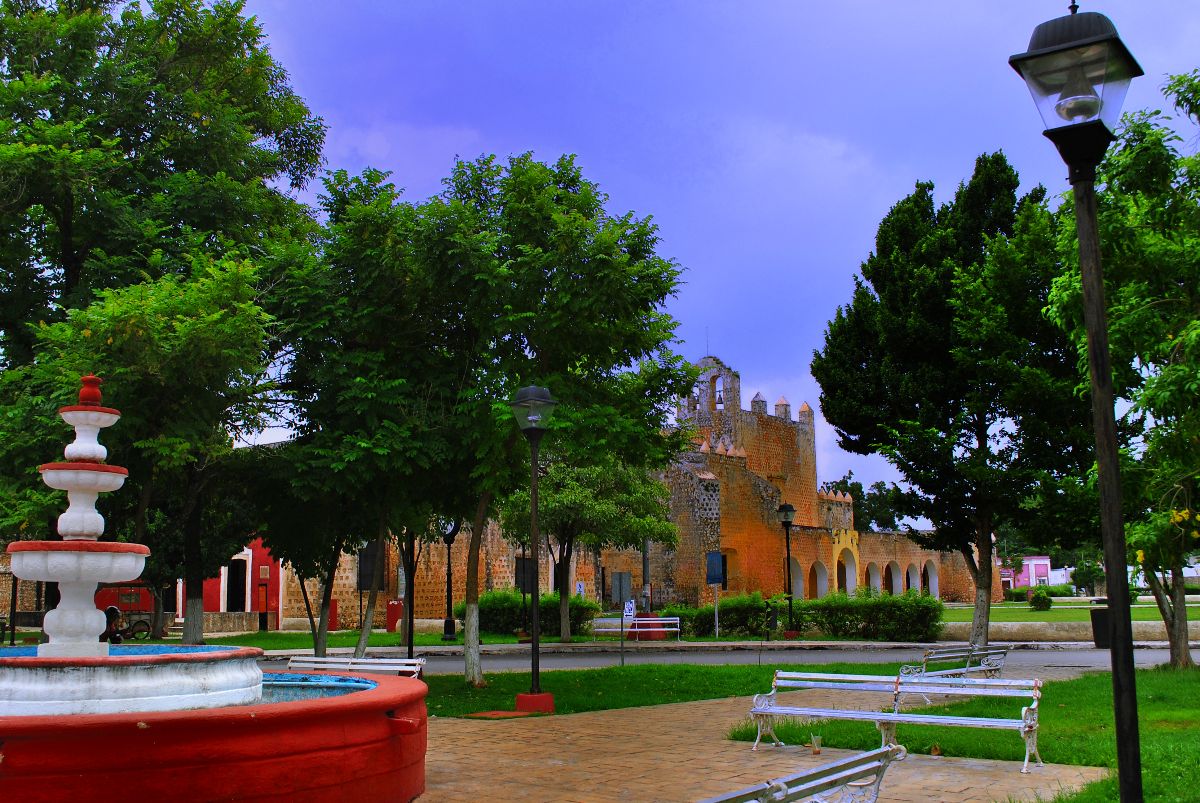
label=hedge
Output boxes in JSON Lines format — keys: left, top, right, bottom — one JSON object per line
{"left": 454, "top": 589, "right": 601, "bottom": 636}
{"left": 664, "top": 589, "right": 943, "bottom": 642}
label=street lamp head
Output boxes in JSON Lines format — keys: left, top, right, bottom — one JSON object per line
{"left": 511, "top": 385, "right": 557, "bottom": 435}
{"left": 776, "top": 503, "right": 796, "bottom": 525}
{"left": 1009, "top": 9, "right": 1141, "bottom": 134}
{"left": 1010, "top": 7, "right": 1141, "bottom": 180}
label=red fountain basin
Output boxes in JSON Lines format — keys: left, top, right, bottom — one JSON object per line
{"left": 0, "top": 671, "right": 428, "bottom": 802}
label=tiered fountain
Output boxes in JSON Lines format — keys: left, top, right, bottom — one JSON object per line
{"left": 1, "top": 376, "right": 427, "bottom": 801}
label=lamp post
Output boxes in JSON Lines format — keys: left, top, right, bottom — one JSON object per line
{"left": 441, "top": 522, "right": 459, "bottom": 641}
{"left": 1010, "top": 6, "right": 1143, "bottom": 800}
{"left": 510, "top": 385, "right": 556, "bottom": 707}
{"left": 775, "top": 503, "right": 796, "bottom": 630}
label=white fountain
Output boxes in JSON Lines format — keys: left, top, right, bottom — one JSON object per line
{"left": 1, "top": 374, "right": 262, "bottom": 713}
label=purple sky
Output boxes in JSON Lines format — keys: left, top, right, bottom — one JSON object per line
{"left": 244, "top": 1, "right": 1198, "bottom": 490}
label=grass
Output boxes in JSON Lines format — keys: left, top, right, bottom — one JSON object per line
{"left": 423, "top": 661, "right": 903, "bottom": 718}
{"left": 726, "top": 666, "right": 1200, "bottom": 803}
{"left": 202, "top": 630, "right": 529, "bottom": 649}
{"left": 941, "top": 604, "right": 1199, "bottom": 623}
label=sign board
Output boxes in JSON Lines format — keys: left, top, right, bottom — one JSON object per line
{"left": 575, "top": 580, "right": 585, "bottom": 597}
{"left": 705, "top": 551, "right": 725, "bottom": 586}
{"left": 623, "top": 599, "right": 637, "bottom": 618}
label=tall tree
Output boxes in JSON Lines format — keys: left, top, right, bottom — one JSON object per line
{"left": 0, "top": 0, "right": 323, "bottom": 366}
{"left": 500, "top": 456, "right": 676, "bottom": 641}
{"left": 812, "top": 153, "right": 1093, "bottom": 644}
{"left": 1049, "top": 70, "right": 1200, "bottom": 667}
{"left": 0, "top": 259, "right": 274, "bottom": 642}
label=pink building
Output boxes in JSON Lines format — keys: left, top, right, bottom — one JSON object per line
{"left": 1010, "top": 555, "right": 1052, "bottom": 589}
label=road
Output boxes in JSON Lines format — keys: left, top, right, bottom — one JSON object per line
{"left": 262, "top": 644, "right": 1183, "bottom": 677}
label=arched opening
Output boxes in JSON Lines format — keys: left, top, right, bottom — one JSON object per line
{"left": 788, "top": 556, "right": 805, "bottom": 600}
{"left": 836, "top": 549, "right": 857, "bottom": 594}
{"left": 885, "top": 560, "right": 903, "bottom": 594}
{"left": 807, "top": 562, "right": 829, "bottom": 599}
{"left": 225, "top": 557, "right": 248, "bottom": 612}
{"left": 866, "top": 562, "right": 882, "bottom": 593}
{"left": 906, "top": 563, "right": 920, "bottom": 592}
{"left": 923, "top": 559, "right": 940, "bottom": 598}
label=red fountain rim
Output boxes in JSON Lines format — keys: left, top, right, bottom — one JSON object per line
{"left": 7, "top": 541, "right": 150, "bottom": 554}
{"left": 38, "top": 462, "right": 129, "bottom": 475}
{"left": 59, "top": 405, "right": 121, "bottom": 415}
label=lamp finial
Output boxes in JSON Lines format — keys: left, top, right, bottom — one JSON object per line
{"left": 1068, "top": 2, "right": 1079, "bottom": 14}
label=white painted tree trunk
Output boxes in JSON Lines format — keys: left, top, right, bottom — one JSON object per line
{"left": 464, "top": 604, "right": 482, "bottom": 685}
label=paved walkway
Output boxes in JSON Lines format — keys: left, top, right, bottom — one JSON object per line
{"left": 421, "top": 657, "right": 1109, "bottom": 802}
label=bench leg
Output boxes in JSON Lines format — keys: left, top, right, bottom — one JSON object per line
{"left": 876, "top": 721, "right": 898, "bottom": 749}
{"left": 752, "top": 715, "right": 783, "bottom": 751}
{"left": 1021, "top": 729, "right": 1044, "bottom": 774}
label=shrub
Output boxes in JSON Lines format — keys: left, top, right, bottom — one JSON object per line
{"left": 1044, "top": 583, "right": 1076, "bottom": 597}
{"left": 1005, "top": 586, "right": 1031, "bottom": 603}
{"left": 801, "top": 590, "right": 943, "bottom": 642}
{"left": 453, "top": 589, "right": 600, "bottom": 636}
{"left": 1029, "top": 587, "right": 1053, "bottom": 611}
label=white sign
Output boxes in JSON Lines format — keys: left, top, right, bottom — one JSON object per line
{"left": 575, "top": 581, "right": 586, "bottom": 596}
{"left": 623, "top": 599, "right": 637, "bottom": 618}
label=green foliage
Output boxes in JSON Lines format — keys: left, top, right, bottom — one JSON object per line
{"left": 1006, "top": 583, "right": 1075, "bottom": 602}
{"left": 0, "top": 0, "right": 323, "bottom": 366}
{"left": 805, "top": 591, "right": 944, "bottom": 642}
{"left": 1071, "top": 560, "right": 1105, "bottom": 594}
{"left": 818, "top": 471, "right": 899, "bottom": 531}
{"left": 666, "top": 591, "right": 942, "bottom": 641}
{"left": 1028, "top": 587, "right": 1053, "bottom": 611}
{"left": 453, "top": 589, "right": 600, "bottom": 636}
{"left": 811, "top": 152, "right": 1094, "bottom": 645}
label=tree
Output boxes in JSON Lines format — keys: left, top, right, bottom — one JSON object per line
{"left": 500, "top": 456, "right": 676, "bottom": 641}
{"left": 1049, "top": 70, "right": 1200, "bottom": 667}
{"left": 0, "top": 259, "right": 274, "bottom": 643}
{"left": 0, "top": 0, "right": 323, "bottom": 367}
{"left": 819, "top": 471, "right": 899, "bottom": 531}
{"left": 426, "top": 154, "right": 693, "bottom": 684}
{"left": 812, "top": 152, "right": 1094, "bottom": 645}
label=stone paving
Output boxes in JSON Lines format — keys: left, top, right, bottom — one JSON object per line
{"left": 422, "top": 658, "right": 1109, "bottom": 802}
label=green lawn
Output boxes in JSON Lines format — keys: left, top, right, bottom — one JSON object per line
{"left": 940, "top": 604, "right": 1199, "bottom": 623}
{"left": 423, "top": 661, "right": 901, "bottom": 718}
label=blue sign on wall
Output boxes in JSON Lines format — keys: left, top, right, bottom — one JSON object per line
{"left": 705, "top": 551, "right": 724, "bottom": 586}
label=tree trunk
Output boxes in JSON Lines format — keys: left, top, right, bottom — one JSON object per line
{"left": 1146, "top": 563, "right": 1195, "bottom": 669}
{"left": 464, "top": 492, "right": 493, "bottom": 687}
{"left": 354, "top": 525, "right": 388, "bottom": 659}
{"left": 403, "top": 530, "right": 417, "bottom": 659}
{"left": 313, "top": 541, "right": 341, "bottom": 657}
{"left": 299, "top": 574, "right": 317, "bottom": 641}
{"left": 963, "top": 521, "right": 994, "bottom": 647}
{"left": 149, "top": 587, "right": 165, "bottom": 638}
{"left": 182, "top": 521, "right": 205, "bottom": 645}
{"left": 559, "top": 536, "right": 574, "bottom": 643}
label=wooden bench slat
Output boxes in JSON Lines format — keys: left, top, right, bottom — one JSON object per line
{"left": 286, "top": 656, "right": 425, "bottom": 677}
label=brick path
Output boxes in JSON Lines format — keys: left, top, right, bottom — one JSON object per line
{"left": 422, "top": 678, "right": 1106, "bottom": 802}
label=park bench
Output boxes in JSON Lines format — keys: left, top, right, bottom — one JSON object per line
{"left": 899, "top": 643, "right": 1009, "bottom": 680}
{"left": 749, "top": 670, "right": 1044, "bottom": 773}
{"left": 286, "top": 655, "right": 425, "bottom": 678}
{"left": 593, "top": 615, "right": 681, "bottom": 640}
{"left": 699, "top": 744, "right": 907, "bottom": 803}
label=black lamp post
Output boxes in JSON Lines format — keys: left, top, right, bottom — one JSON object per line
{"left": 1010, "top": 7, "right": 1143, "bottom": 800}
{"left": 441, "top": 522, "right": 460, "bottom": 641}
{"left": 511, "top": 385, "right": 556, "bottom": 697}
{"left": 775, "top": 503, "right": 796, "bottom": 630}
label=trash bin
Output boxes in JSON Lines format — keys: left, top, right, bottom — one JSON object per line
{"left": 1090, "top": 605, "right": 1110, "bottom": 649}
{"left": 386, "top": 600, "right": 404, "bottom": 633}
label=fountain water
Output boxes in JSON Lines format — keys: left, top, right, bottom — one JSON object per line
{"left": 0, "top": 376, "right": 427, "bottom": 800}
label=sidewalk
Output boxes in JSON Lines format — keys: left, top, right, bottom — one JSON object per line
{"left": 423, "top": 691, "right": 1104, "bottom": 802}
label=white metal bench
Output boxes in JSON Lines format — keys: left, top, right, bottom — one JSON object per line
{"left": 699, "top": 744, "right": 907, "bottom": 803}
{"left": 750, "top": 671, "right": 1044, "bottom": 773}
{"left": 900, "top": 643, "right": 1009, "bottom": 680}
{"left": 286, "top": 655, "right": 425, "bottom": 678}
{"left": 593, "top": 616, "right": 681, "bottom": 640}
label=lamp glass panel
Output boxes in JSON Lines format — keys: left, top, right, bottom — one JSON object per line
{"left": 512, "top": 395, "right": 556, "bottom": 431}
{"left": 1016, "top": 41, "right": 1134, "bottom": 131}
